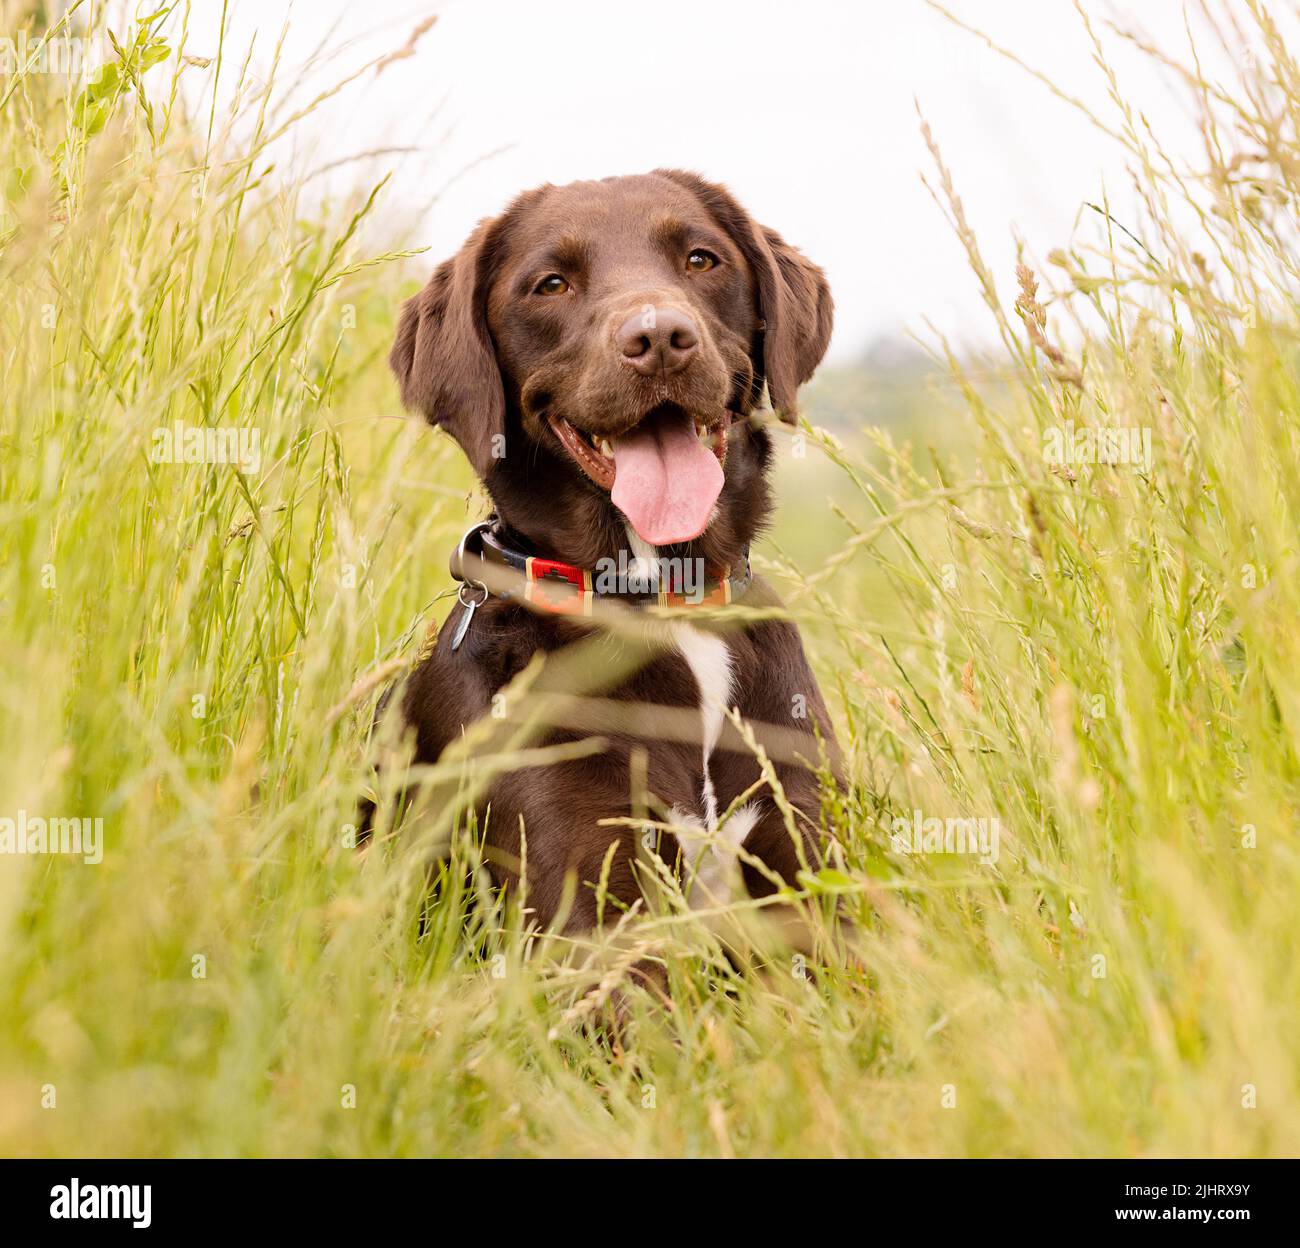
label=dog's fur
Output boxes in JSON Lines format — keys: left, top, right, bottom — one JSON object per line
{"left": 384, "top": 170, "right": 837, "bottom": 932}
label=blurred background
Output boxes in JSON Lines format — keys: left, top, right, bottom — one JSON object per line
{"left": 177, "top": 0, "right": 1250, "bottom": 563}
{"left": 188, "top": 0, "right": 1216, "bottom": 364}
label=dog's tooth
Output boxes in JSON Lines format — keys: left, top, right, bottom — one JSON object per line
{"left": 597, "top": 438, "right": 612, "bottom": 457}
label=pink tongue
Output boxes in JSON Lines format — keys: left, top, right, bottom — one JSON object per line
{"left": 611, "top": 410, "right": 724, "bottom": 546}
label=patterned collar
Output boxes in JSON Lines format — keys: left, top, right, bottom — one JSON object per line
{"left": 448, "top": 518, "right": 751, "bottom": 622}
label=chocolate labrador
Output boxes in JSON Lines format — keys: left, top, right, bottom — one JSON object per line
{"left": 381, "top": 169, "right": 837, "bottom": 935}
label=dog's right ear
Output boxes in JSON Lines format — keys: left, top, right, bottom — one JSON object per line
{"left": 389, "top": 220, "right": 505, "bottom": 477}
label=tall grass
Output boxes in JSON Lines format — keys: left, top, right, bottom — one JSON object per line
{"left": 1, "top": 0, "right": 1297, "bottom": 1157}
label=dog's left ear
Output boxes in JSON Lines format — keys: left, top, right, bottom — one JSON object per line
{"left": 656, "top": 169, "right": 833, "bottom": 423}
{"left": 389, "top": 218, "right": 505, "bottom": 476}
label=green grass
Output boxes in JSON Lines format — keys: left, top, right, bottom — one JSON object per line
{"left": 1, "top": 3, "right": 1298, "bottom": 1157}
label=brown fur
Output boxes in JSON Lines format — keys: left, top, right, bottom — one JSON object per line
{"left": 383, "top": 170, "right": 837, "bottom": 932}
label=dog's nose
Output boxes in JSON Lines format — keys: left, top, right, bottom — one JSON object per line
{"left": 615, "top": 306, "right": 699, "bottom": 376}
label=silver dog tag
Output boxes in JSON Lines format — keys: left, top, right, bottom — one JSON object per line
{"left": 450, "top": 597, "right": 477, "bottom": 651}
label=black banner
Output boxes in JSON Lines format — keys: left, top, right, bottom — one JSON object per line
{"left": 1, "top": 1159, "right": 1289, "bottom": 1232}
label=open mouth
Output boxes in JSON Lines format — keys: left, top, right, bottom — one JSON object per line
{"left": 549, "top": 405, "right": 728, "bottom": 546}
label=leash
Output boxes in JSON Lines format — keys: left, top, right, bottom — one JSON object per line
{"left": 444, "top": 517, "right": 751, "bottom": 651}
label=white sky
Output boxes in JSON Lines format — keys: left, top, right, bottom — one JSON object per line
{"left": 184, "top": 0, "right": 1241, "bottom": 361}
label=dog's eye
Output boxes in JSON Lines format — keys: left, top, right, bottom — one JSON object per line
{"left": 686, "top": 250, "right": 718, "bottom": 273}
{"left": 534, "top": 274, "right": 570, "bottom": 296}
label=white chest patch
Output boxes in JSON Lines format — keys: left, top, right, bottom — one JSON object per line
{"left": 626, "top": 527, "right": 758, "bottom": 904}
{"left": 625, "top": 529, "right": 661, "bottom": 591}
{"left": 671, "top": 800, "right": 761, "bottom": 909}
{"left": 672, "top": 621, "right": 734, "bottom": 825}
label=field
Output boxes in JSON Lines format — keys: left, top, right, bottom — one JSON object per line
{"left": 2, "top": 3, "right": 1298, "bottom": 1157}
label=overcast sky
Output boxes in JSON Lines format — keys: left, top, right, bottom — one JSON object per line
{"left": 187, "top": 0, "right": 1244, "bottom": 361}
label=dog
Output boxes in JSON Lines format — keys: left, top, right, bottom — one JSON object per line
{"left": 381, "top": 170, "right": 837, "bottom": 938}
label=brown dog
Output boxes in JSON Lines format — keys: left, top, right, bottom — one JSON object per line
{"left": 383, "top": 170, "right": 837, "bottom": 934}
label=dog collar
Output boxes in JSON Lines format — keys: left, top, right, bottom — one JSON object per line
{"left": 448, "top": 518, "right": 751, "bottom": 623}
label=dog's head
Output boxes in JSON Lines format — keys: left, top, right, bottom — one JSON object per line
{"left": 390, "top": 170, "right": 832, "bottom": 559}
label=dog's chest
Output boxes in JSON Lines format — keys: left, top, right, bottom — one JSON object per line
{"left": 663, "top": 621, "right": 758, "bottom": 905}
{"left": 671, "top": 622, "right": 733, "bottom": 806}
{"left": 624, "top": 532, "right": 734, "bottom": 786}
